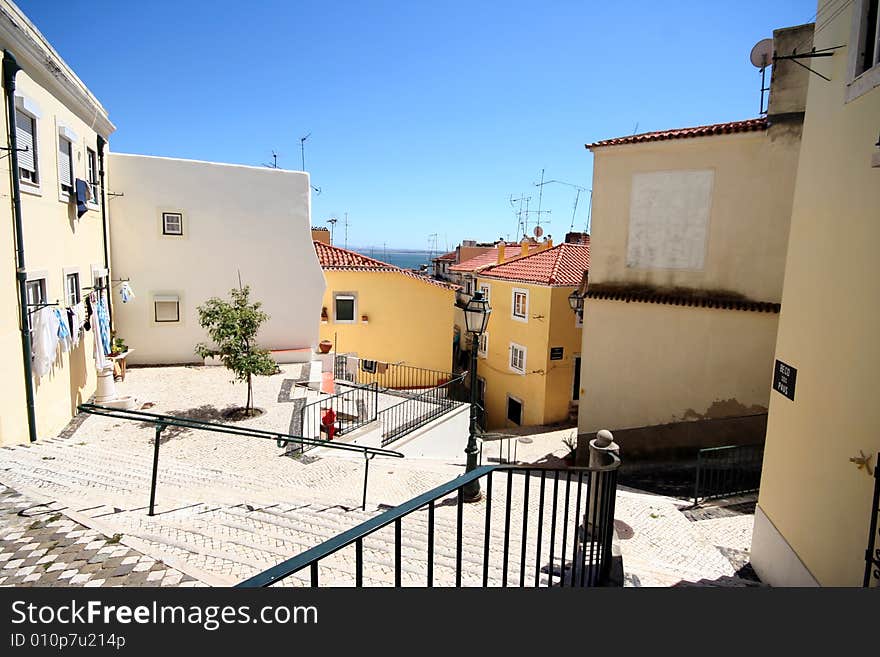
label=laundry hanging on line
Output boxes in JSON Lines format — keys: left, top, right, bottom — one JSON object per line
{"left": 31, "top": 306, "right": 59, "bottom": 378}
{"left": 119, "top": 281, "right": 135, "bottom": 303}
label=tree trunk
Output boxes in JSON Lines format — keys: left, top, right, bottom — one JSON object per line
{"left": 246, "top": 374, "right": 253, "bottom": 415}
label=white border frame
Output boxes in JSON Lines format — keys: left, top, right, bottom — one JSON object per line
{"left": 511, "top": 287, "right": 529, "bottom": 322}
{"left": 509, "top": 341, "right": 527, "bottom": 374}
{"left": 333, "top": 292, "right": 358, "bottom": 324}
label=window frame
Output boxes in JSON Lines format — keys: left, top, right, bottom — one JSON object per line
{"left": 333, "top": 293, "right": 357, "bottom": 324}
{"left": 479, "top": 283, "right": 490, "bottom": 304}
{"left": 846, "top": 0, "right": 880, "bottom": 102}
{"left": 478, "top": 332, "right": 488, "bottom": 358}
{"left": 162, "top": 212, "right": 184, "bottom": 236}
{"left": 154, "top": 295, "right": 181, "bottom": 323}
{"left": 506, "top": 395, "right": 523, "bottom": 426}
{"left": 86, "top": 146, "right": 99, "bottom": 206}
{"left": 63, "top": 269, "right": 81, "bottom": 307}
{"left": 25, "top": 274, "right": 48, "bottom": 339}
{"left": 509, "top": 342, "right": 527, "bottom": 374}
{"left": 511, "top": 287, "right": 529, "bottom": 322}
{"left": 57, "top": 134, "right": 74, "bottom": 198}
{"left": 15, "top": 110, "right": 40, "bottom": 189}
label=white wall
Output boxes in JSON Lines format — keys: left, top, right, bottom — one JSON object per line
{"left": 109, "top": 153, "right": 325, "bottom": 364}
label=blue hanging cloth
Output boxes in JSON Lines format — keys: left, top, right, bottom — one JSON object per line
{"left": 75, "top": 179, "right": 89, "bottom": 218}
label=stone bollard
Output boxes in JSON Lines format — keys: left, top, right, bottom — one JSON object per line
{"left": 585, "top": 429, "right": 619, "bottom": 539}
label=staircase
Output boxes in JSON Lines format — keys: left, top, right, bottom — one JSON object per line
{"left": 0, "top": 432, "right": 619, "bottom": 587}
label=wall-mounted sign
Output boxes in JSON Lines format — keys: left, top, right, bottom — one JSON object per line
{"left": 773, "top": 359, "right": 797, "bottom": 401}
{"left": 550, "top": 347, "right": 564, "bottom": 361}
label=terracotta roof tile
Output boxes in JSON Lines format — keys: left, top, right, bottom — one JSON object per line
{"left": 478, "top": 242, "right": 590, "bottom": 287}
{"left": 450, "top": 245, "right": 542, "bottom": 273}
{"left": 433, "top": 251, "right": 457, "bottom": 262}
{"left": 586, "top": 117, "right": 768, "bottom": 149}
{"left": 313, "top": 241, "right": 457, "bottom": 290}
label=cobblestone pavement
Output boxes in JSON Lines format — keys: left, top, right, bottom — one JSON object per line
{"left": 0, "top": 365, "right": 762, "bottom": 588}
{"left": 0, "top": 485, "right": 203, "bottom": 587}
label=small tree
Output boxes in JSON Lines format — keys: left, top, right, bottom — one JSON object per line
{"left": 195, "top": 285, "right": 278, "bottom": 416}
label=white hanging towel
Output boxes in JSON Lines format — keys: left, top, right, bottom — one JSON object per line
{"left": 32, "top": 307, "right": 59, "bottom": 378}
{"left": 94, "top": 324, "right": 109, "bottom": 371}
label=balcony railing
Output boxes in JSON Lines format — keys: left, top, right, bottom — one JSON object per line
{"left": 294, "top": 383, "right": 380, "bottom": 454}
{"left": 334, "top": 355, "right": 454, "bottom": 393}
{"left": 236, "top": 459, "right": 620, "bottom": 588}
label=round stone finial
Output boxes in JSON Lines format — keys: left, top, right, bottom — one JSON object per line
{"left": 595, "top": 429, "right": 614, "bottom": 447}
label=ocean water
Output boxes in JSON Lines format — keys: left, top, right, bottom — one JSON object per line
{"left": 353, "top": 248, "right": 435, "bottom": 271}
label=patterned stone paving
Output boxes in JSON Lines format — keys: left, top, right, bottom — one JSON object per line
{"left": 0, "top": 486, "right": 203, "bottom": 587}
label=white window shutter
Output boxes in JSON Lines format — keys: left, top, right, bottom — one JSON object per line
{"left": 15, "top": 113, "right": 35, "bottom": 172}
{"left": 58, "top": 137, "right": 72, "bottom": 186}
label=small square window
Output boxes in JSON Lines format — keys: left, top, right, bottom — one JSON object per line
{"left": 507, "top": 396, "right": 523, "bottom": 426}
{"left": 65, "top": 272, "right": 80, "bottom": 307}
{"left": 479, "top": 284, "right": 490, "bottom": 303}
{"left": 512, "top": 288, "right": 528, "bottom": 320}
{"left": 509, "top": 343, "right": 526, "bottom": 374}
{"left": 154, "top": 296, "right": 180, "bottom": 322}
{"left": 162, "top": 212, "right": 183, "bottom": 235}
{"left": 334, "top": 294, "right": 356, "bottom": 323}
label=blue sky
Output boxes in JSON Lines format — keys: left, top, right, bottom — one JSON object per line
{"left": 20, "top": 0, "right": 815, "bottom": 250}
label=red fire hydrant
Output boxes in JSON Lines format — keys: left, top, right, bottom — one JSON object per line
{"left": 320, "top": 407, "right": 337, "bottom": 441}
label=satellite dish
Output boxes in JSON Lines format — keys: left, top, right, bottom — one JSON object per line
{"left": 533, "top": 225, "right": 544, "bottom": 238}
{"left": 750, "top": 38, "right": 774, "bottom": 69}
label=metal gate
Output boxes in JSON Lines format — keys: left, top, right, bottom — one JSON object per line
{"left": 863, "top": 453, "right": 879, "bottom": 588}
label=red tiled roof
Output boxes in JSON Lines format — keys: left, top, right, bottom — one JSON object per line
{"left": 432, "top": 251, "right": 457, "bottom": 262}
{"left": 450, "top": 244, "right": 542, "bottom": 273}
{"left": 478, "top": 242, "right": 590, "bottom": 287}
{"left": 313, "top": 241, "right": 457, "bottom": 290}
{"left": 586, "top": 118, "right": 768, "bottom": 150}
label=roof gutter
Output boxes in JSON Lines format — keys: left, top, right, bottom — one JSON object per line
{"left": 3, "top": 49, "right": 38, "bottom": 443}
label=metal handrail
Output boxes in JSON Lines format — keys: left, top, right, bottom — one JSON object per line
{"left": 77, "top": 403, "right": 404, "bottom": 513}
{"left": 376, "top": 373, "right": 467, "bottom": 445}
{"left": 237, "top": 456, "right": 620, "bottom": 588}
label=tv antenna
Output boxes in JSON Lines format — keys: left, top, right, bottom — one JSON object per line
{"left": 343, "top": 213, "right": 349, "bottom": 249}
{"left": 327, "top": 216, "right": 338, "bottom": 244}
{"left": 534, "top": 178, "right": 589, "bottom": 232}
{"left": 750, "top": 38, "right": 773, "bottom": 115}
{"left": 508, "top": 193, "right": 550, "bottom": 238}
{"left": 262, "top": 150, "right": 279, "bottom": 168}
{"left": 299, "top": 132, "right": 322, "bottom": 196}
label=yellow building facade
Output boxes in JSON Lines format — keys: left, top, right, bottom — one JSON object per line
{"left": 473, "top": 242, "right": 589, "bottom": 430}
{"left": 315, "top": 241, "right": 456, "bottom": 373}
{"left": 0, "top": 2, "right": 115, "bottom": 446}
{"left": 576, "top": 23, "right": 812, "bottom": 459}
{"left": 751, "top": 0, "right": 880, "bottom": 587}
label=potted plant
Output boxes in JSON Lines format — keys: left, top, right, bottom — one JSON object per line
{"left": 110, "top": 336, "right": 128, "bottom": 357}
{"left": 320, "top": 306, "right": 329, "bottom": 324}
{"left": 361, "top": 314, "right": 369, "bottom": 323}
{"left": 318, "top": 339, "right": 333, "bottom": 354}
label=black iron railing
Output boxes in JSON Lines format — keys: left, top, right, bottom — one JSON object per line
{"left": 237, "top": 460, "right": 620, "bottom": 588}
{"left": 77, "top": 403, "right": 403, "bottom": 513}
{"left": 693, "top": 444, "right": 764, "bottom": 505}
{"left": 335, "top": 355, "right": 454, "bottom": 393}
{"left": 297, "top": 383, "right": 379, "bottom": 451}
{"left": 864, "top": 453, "right": 879, "bottom": 588}
{"left": 377, "top": 374, "right": 467, "bottom": 446}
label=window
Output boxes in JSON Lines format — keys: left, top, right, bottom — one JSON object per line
{"left": 15, "top": 112, "right": 38, "bottom": 185}
{"left": 162, "top": 212, "right": 183, "bottom": 236}
{"left": 506, "top": 396, "right": 523, "bottom": 426}
{"left": 572, "top": 356, "right": 582, "bottom": 401}
{"left": 86, "top": 147, "right": 99, "bottom": 202}
{"left": 479, "top": 283, "right": 490, "bottom": 303}
{"left": 464, "top": 280, "right": 472, "bottom": 295}
{"left": 154, "top": 295, "right": 180, "bottom": 323}
{"left": 334, "top": 293, "right": 356, "bottom": 323}
{"left": 512, "top": 288, "right": 528, "bottom": 321}
{"left": 58, "top": 136, "right": 73, "bottom": 194}
{"left": 847, "top": 0, "right": 880, "bottom": 100}
{"left": 25, "top": 277, "right": 47, "bottom": 338}
{"left": 509, "top": 342, "right": 526, "bottom": 374}
{"left": 857, "top": 0, "right": 879, "bottom": 77}
{"left": 65, "top": 272, "right": 80, "bottom": 307}
{"left": 478, "top": 332, "right": 488, "bottom": 358}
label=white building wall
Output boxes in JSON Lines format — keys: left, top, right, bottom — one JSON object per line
{"left": 109, "top": 153, "right": 325, "bottom": 364}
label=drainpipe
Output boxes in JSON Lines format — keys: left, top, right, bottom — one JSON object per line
{"left": 96, "top": 134, "right": 112, "bottom": 329}
{"left": 3, "top": 50, "right": 38, "bottom": 443}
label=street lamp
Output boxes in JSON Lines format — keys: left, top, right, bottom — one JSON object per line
{"left": 462, "top": 290, "right": 491, "bottom": 502}
{"left": 568, "top": 270, "right": 589, "bottom": 320}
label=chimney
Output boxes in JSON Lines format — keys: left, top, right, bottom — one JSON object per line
{"left": 546, "top": 235, "right": 553, "bottom": 248}
{"left": 496, "top": 240, "right": 506, "bottom": 264}
{"left": 767, "top": 23, "right": 813, "bottom": 117}
{"left": 311, "top": 227, "right": 331, "bottom": 245}
{"left": 520, "top": 237, "right": 529, "bottom": 257}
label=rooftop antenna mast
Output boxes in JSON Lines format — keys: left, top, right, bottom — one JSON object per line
{"left": 535, "top": 178, "right": 589, "bottom": 232}
{"left": 343, "top": 213, "right": 349, "bottom": 249}
{"left": 428, "top": 233, "right": 439, "bottom": 260}
{"left": 326, "top": 216, "right": 338, "bottom": 244}
{"left": 299, "top": 132, "right": 322, "bottom": 196}
{"left": 262, "top": 150, "right": 279, "bottom": 168}
{"left": 750, "top": 38, "right": 774, "bottom": 115}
